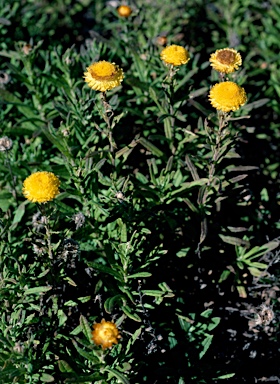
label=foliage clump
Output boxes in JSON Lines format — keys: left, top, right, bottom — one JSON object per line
{"left": 0, "top": 0, "right": 279, "bottom": 383}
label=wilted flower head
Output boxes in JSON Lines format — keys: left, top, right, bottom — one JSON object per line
{"left": 117, "top": 5, "right": 132, "bottom": 17}
{"left": 32, "top": 211, "right": 48, "bottom": 231}
{"left": 92, "top": 319, "right": 121, "bottom": 349}
{"left": 0, "top": 136, "right": 13, "bottom": 152}
{"left": 57, "top": 238, "right": 79, "bottom": 267}
{"left": 72, "top": 212, "right": 85, "bottom": 230}
{"left": 209, "top": 81, "right": 247, "bottom": 112}
{"left": 23, "top": 171, "right": 60, "bottom": 203}
{"left": 156, "top": 36, "right": 168, "bottom": 46}
{"left": 33, "top": 240, "right": 47, "bottom": 256}
{"left": 160, "top": 45, "right": 190, "bottom": 66}
{"left": 209, "top": 48, "right": 242, "bottom": 74}
{"left": 22, "top": 43, "right": 32, "bottom": 55}
{"left": 84, "top": 61, "right": 124, "bottom": 92}
{"left": 0, "top": 71, "right": 10, "bottom": 88}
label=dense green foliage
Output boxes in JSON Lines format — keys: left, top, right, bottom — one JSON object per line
{"left": 0, "top": 0, "right": 279, "bottom": 383}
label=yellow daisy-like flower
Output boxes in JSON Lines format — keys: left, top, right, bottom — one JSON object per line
{"left": 160, "top": 45, "right": 190, "bottom": 66}
{"left": 84, "top": 61, "right": 124, "bottom": 92}
{"left": 92, "top": 319, "right": 121, "bottom": 350}
{"left": 209, "top": 81, "right": 247, "bottom": 112}
{"left": 209, "top": 48, "right": 242, "bottom": 74}
{"left": 117, "top": 5, "right": 132, "bottom": 17}
{"left": 23, "top": 171, "right": 60, "bottom": 203}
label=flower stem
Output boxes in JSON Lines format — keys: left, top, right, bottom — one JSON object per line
{"left": 38, "top": 204, "right": 53, "bottom": 260}
{"left": 208, "top": 111, "right": 229, "bottom": 183}
{"left": 100, "top": 92, "right": 117, "bottom": 166}
{"left": 5, "top": 151, "right": 18, "bottom": 204}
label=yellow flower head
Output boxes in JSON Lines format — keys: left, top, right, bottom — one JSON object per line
{"left": 23, "top": 171, "right": 60, "bottom": 203}
{"left": 160, "top": 45, "right": 190, "bottom": 66}
{"left": 209, "top": 81, "right": 247, "bottom": 112}
{"left": 209, "top": 48, "right": 242, "bottom": 74}
{"left": 117, "top": 5, "right": 132, "bottom": 17}
{"left": 92, "top": 319, "right": 121, "bottom": 349}
{"left": 84, "top": 61, "right": 124, "bottom": 92}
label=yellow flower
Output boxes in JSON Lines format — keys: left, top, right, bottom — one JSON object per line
{"left": 209, "top": 81, "right": 247, "bottom": 112}
{"left": 92, "top": 319, "right": 121, "bottom": 349}
{"left": 209, "top": 48, "right": 242, "bottom": 74}
{"left": 23, "top": 171, "right": 60, "bottom": 203}
{"left": 84, "top": 61, "right": 124, "bottom": 92}
{"left": 160, "top": 45, "right": 190, "bottom": 66}
{"left": 117, "top": 5, "right": 132, "bottom": 17}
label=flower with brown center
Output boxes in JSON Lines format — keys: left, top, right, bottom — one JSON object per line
{"left": 84, "top": 61, "right": 124, "bottom": 92}
{"left": 209, "top": 48, "right": 242, "bottom": 74}
{"left": 209, "top": 81, "right": 247, "bottom": 112}
{"left": 23, "top": 171, "right": 60, "bottom": 203}
{"left": 160, "top": 45, "right": 190, "bottom": 66}
{"left": 92, "top": 319, "right": 121, "bottom": 349}
{"left": 117, "top": 5, "right": 132, "bottom": 17}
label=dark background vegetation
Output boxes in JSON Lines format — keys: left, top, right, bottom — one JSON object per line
{"left": 0, "top": 0, "right": 279, "bottom": 383}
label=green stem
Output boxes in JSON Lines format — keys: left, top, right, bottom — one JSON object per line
{"left": 5, "top": 151, "right": 18, "bottom": 204}
{"left": 38, "top": 204, "right": 53, "bottom": 260}
{"left": 100, "top": 92, "right": 117, "bottom": 166}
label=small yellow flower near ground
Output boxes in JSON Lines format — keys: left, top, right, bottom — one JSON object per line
{"left": 209, "top": 81, "right": 247, "bottom": 112}
{"left": 160, "top": 45, "right": 190, "bottom": 66}
{"left": 92, "top": 319, "right": 121, "bottom": 349}
{"left": 117, "top": 5, "right": 132, "bottom": 17}
{"left": 84, "top": 61, "right": 124, "bottom": 92}
{"left": 209, "top": 48, "right": 242, "bottom": 74}
{"left": 23, "top": 171, "right": 60, "bottom": 203}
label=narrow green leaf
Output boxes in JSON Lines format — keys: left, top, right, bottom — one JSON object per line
{"left": 242, "top": 241, "right": 279, "bottom": 260}
{"left": 200, "top": 309, "right": 213, "bottom": 318}
{"left": 58, "top": 360, "right": 74, "bottom": 373}
{"left": 72, "top": 340, "right": 99, "bottom": 363}
{"left": 244, "top": 98, "right": 269, "bottom": 111}
{"left": 149, "top": 87, "right": 167, "bottom": 114}
{"left": 175, "top": 68, "right": 198, "bottom": 92}
{"left": 138, "top": 137, "right": 164, "bottom": 157}
{"left": 37, "top": 269, "right": 50, "bottom": 278}
{"left": 199, "top": 334, "right": 213, "bottom": 359}
{"left": 64, "top": 373, "right": 104, "bottom": 383}
{"left": 170, "top": 179, "right": 208, "bottom": 196}
{"left": 127, "top": 272, "right": 152, "bottom": 279}
{"left": 135, "top": 171, "right": 149, "bottom": 184}
{"left": 0, "top": 190, "right": 13, "bottom": 211}
{"left": 141, "top": 289, "right": 174, "bottom": 298}
{"left": 208, "top": 317, "right": 221, "bottom": 331}
{"left": 77, "top": 296, "right": 91, "bottom": 303}
{"left": 213, "top": 373, "right": 235, "bottom": 380}
{"left": 40, "top": 373, "right": 55, "bottom": 382}
{"left": 79, "top": 315, "right": 92, "bottom": 342}
{"left": 121, "top": 222, "right": 127, "bottom": 243}
{"left": 244, "top": 261, "right": 267, "bottom": 269}
{"left": 218, "top": 270, "right": 231, "bottom": 283}
{"left": 58, "top": 310, "right": 67, "bottom": 327}
{"left": 248, "top": 267, "right": 263, "bottom": 277}
{"left": 185, "top": 154, "right": 200, "bottom": 181}
{"left": 24, "top": 286, "right": 52, "bottom": 295}
{"left": 11, "top": 201, "right": 28, "bottom": 228}
{"left": 104, "top": 295, "right": 125, "bottom": 314}
{"left": 88, "top": 262, "right": 123, "bottom": 281}
{"left": 219, "top": 234, "right": 250, "bottom": 247}
{"left": 121, "top": 306, "right": 141, "bottom": 322}
{"left": 237, "top": 285, "right": 247, "bottom": 298}
{"left": 64, "top": 300, "right": 78, "bottom": 307}
{"left": 105, "top": 367, "right": 130, "bottom": 384}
